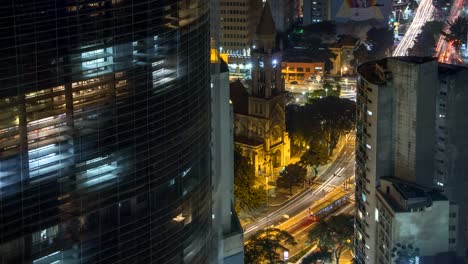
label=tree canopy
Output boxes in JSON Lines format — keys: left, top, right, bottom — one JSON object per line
{"left": 234, "top": 147, "right": 265, "bottom": 212}
{"left": 308, "top": 214, "right": 354, "bottom": 264}
{"left": 408, "top": 21, "right": 444, "bottom": 57}
{"left": 287, "top": 97, "right": 355, "bottom": 157}
{"left": 303, "top": 21, "right": 337, "bottom": 37}
{"left": 300, "top": 139, "right": 330, "bottom": 177}
{"left": 443, "top": 16, "right": 468, "bottom": 50}
{"left": 277, "top": 163, "right": 308, "bottom": 194}
{"left": 366, "top": 27, "right": 394, "bottom": 59}
{"left": 306, "top": 97, "right": 356, "bottom": 155}
{"left": 301, "top": 249, "right": 332, "bottom": 264}
{"left": 351, "top": 43, "right": 370, "bottom": 68}
{"left": 244, "top": 228, "right": 297, "bottom": 264}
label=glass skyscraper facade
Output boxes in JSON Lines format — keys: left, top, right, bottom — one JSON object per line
{"left": 0, "top": 1, "right": 212, "bottom": 263}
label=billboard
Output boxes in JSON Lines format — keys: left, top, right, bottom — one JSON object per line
{"left": 333, "top": 0, "right": 390, "bottom": 22}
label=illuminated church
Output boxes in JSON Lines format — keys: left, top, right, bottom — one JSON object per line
{"left": 230, "top": 2, "right": 290, "bottom": 182}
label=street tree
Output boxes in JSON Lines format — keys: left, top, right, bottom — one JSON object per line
{"left": 366, "top": 27, "right": 394, "bottom": 59}
{"left": 409, "top": 29, "right": 437, "bottom": 57}
{"left": 303, "top": 21, "right": 337, "bottom": 37}
{"left": 276, "top": 163, "right": 308, "bottom": 195}
{"left": 234, "top": 147, "right": 265, "bottom": 212}
{"left": 300, "top": 139, "right": 330, "bottom": 177}
{"left": 335, "top": 83, "right": 341, "bottom": 95}
{"left": 443, "top": 16, "right": 468, "bottom": 50}
{"left": 307, "top": 214, "right": 354, "bottom": 264}
{"left": 287, "top": 97, "right": 355, "bottom": 156}
{"left": 408, "top": 0, "right": 418, "bottom": 10}
{"left": 424, "top": 21, "right": 445, "bottom": 38}
{"left": 286, "top": 104, "right": 316, "bottom": 145}
{"left": 351, "top": 43, "right": 370, "bottom": 68}
{"left": 433, "top": 0, "right": 450, "bottom": 8}
{"left": 322, "top": 80, "right": 333, "bottom": 91}
{"left": 306, "top": 96, "right": 356, "bottom": 155}
{"left": 302, "top": 249, "right": 332, "bottom": 264}
{"left": 244, "top": 228, "right": 297, "bottom": 264}
{"left": 309, "top": 88, "right": 339, "bottom": 99}
{"left": 409, "top": 21, "right": 444, "bottom": 57}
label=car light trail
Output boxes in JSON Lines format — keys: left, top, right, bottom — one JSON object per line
{"left": 393, "top": 0, "right": 435, "bottom": 56}
{"left": 243, "top": 147, "right": 355, "bottom": 236}
{"left": 436, "top": 0, "right": 465, "bottom": 63}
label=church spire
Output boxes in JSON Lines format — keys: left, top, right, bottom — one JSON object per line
{"left": 255, "top": 1, "right": 276, "bottom": 36}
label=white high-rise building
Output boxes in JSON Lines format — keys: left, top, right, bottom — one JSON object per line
{"left": 355, "top": 57, "right": 468, "bottom": 264}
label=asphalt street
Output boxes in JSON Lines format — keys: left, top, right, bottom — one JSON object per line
{"left": 243, "top": 137, "right": 356, "bottom": 240}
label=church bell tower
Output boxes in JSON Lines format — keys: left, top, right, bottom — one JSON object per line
{"left": 251, "top": 1, "right": 284, "bottom": 99}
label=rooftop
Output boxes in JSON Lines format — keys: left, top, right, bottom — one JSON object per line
{"left": 392, "top": 56, "right": 435, "bottom": 64}
{"left": 379, "top": 177, "right": 447, "bottom": 212}
{"left": 235, "top": 135, "right": 263, "bottom": 147}
{"left": 329, "top": 35, "right": 359, "bottom": 49}
{"left": 358, "top": 60, "right": 387, "bottom": 85}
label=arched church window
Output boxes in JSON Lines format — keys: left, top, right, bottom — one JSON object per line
{"left": 273, "top": 150, "right": 281, "bottom": 168}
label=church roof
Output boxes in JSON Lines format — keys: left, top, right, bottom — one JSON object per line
{"left": 255, "top": 1, "right": 276, "bottom": 36}
{"left": 229, "top": 80, "right": 249, "bottom": 115}
{"left": 329, "top": 35, "right": 359, "bottom": 49}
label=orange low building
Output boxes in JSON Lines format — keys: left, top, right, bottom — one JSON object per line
{"left": 281, "top": 61, "right": 325, "bottom": 84}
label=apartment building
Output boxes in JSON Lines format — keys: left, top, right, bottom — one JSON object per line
{"left": 220, "top": 0, "right": 263, "bottom": 66}
{"left": 355, "top": 57, "right": 468, "bottom": 264}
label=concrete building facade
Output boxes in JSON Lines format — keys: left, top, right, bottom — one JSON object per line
{"left": 355, "top": 57, "right": 468, "bottom": 264}
{"left": 267, "top": 0, "right": 298, "bottom": 32}
{"left": 211, "top": 54, "right": 244, "bottom": 264}
{"left": 303, "top": 0, "right": 332, "bottom": 24}
{"left": 329, "top": 36, "right": 359, "bottom": 76}
{"left": 374, "top": 178, "right": 458, "bottom": 264}
{"left": 281, "top": 61, "right": 325, "bottom": 84}
{"left": 220, "top": 0, "right": 263, "bottom": 65}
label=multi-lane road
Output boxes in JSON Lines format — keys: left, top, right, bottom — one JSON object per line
{"left": 243, "top": 136, "right": 356, "bottom": 240}
{"left": 393, "top": 0, "right": 435, "bottom": 56}
{"left": 436, "top": 0, "right": 465, "bottom": 64}
{"left": 286, "top": 78, "right": 357, "bottom": 104}
{"left": 392, "top": 0, "right": 465, "bottom": 64}
{"left": 285, "top": 197, "right": 355, "bottom": 263}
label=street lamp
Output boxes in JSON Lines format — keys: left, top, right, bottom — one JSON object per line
{"left": 325, "top": 88, "right": 328, "bottom": 96}
{"left": 341, "top": 66, "right": 348, "bottom": 76}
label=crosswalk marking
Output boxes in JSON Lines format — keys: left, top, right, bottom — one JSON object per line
{"left": 309, "top": 182, "right": 337, "bottom": 193}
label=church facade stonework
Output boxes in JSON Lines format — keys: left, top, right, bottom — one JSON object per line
{"left": 231, "top": 2, "right": 290, "bottom": 182}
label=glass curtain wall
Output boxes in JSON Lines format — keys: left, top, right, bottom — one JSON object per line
{"left": 0, "top": 0, "right": 212, "bottom": 263}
